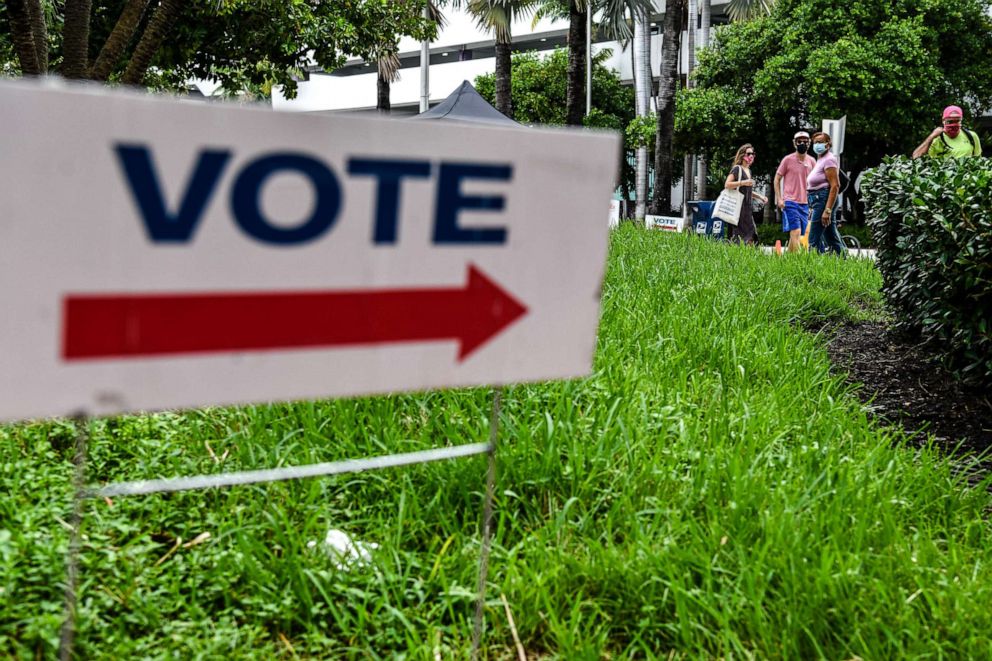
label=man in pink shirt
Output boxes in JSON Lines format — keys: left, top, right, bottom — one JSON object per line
{"left": 775, "top": 131, "right": 815, "bottom": 253}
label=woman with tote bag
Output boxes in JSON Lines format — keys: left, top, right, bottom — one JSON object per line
{"left": 723, "top": 144, "right": 768, "bottom": 245}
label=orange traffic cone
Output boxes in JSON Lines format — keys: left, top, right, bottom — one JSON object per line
{"left": 774, "top": 239, "right": 782, "bottom": 255}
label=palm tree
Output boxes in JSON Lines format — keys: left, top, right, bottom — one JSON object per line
{"left": 465, "top": 0, "right": 537, "bottom": 118}
{"left": 695, "top": 0, "right": 710, "bottom": 199}
{"left": 376, "top": 48, "right": 401, "bottom": 113}
{"left": 531, "top": 0, "right": 595, "bottom": 125}
{"left": 721, "top": 0, "right": 776, "bottom": 217}
{"left": 683, "top": 0, "right": 696, "bottom": 206}
{"left": 726, "top": 0, "right": 775, "bottom": 21}
{"left": 671, "top": 0, "right": 769, "bottom": 208}
{"left": 582, "top": 0, "right": 653, "bottom": 219}
{"left": 537, "top": 0, "right": 651, "bottom": 126}
{"left": 565, "top": 0, "right": 589, "bottom": 125}
{"left": 632, "top": 3, "right": 652, "bottom": 221}
{"left": 650, "top": 0, "right": 685, "bottom": 215}
{"left": 5, "top": 0, "right": 48, "bottom": 75}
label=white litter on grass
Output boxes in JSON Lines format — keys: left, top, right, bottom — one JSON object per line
{"left": 306, "top": 528, "right": 379, "bottom": 569}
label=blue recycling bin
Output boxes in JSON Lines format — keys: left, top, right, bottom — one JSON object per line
{"left": 686, "top": 200, "right": 726, "bottom": 240}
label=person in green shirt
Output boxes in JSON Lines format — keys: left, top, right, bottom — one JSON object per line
{"left": 912, "top": 105, "right": 983, "bottom": 159}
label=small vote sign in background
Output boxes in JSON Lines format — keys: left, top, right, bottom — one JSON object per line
{"left": 0, "top": 81, "right": 619, "bottom": 421}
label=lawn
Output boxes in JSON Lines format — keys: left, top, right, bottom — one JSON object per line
{"left": 2, "top": 228, "right": 990, "bottom": 659}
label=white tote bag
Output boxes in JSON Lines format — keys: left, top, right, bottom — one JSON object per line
{"left": 712, "top": 187, "right": 744, "bottom": 225}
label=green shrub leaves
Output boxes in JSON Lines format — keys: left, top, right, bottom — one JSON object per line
{"left": 863, "top": 157, "right": 992, "bottom": 383}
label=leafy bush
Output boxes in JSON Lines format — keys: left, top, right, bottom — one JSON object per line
{"left": 862, "top": 156, "right": 992, "bottom": 383}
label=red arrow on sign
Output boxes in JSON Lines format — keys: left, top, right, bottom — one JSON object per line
{"left": 62, "top": 264, "right": 527, "bottom": 362}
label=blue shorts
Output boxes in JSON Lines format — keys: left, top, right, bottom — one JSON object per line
{"left": 782, "top": 201, "right": 809, "bottom": 233}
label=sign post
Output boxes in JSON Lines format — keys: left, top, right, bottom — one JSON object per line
{"left": 822, "top": 115, "right": 846, "bottom": 156}
{"left": 822, "top": 115, "right": 847, "bottom": 217}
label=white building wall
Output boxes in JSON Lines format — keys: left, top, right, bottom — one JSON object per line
{"left": 273, "top": 59, "right": 497, "bottom": 113}
{"left": 273, "top": 2, "right": 728, "bottom": 113}
{"left": 272, "top": 37, "right": 676, "bottom": 114}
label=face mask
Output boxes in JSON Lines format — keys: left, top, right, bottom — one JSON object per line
{"left": 744, "top": 155, "right": 755, "bottom": 165}
{"left": 813, "top": 143, "right": 828, "bottom": 155}
{"left": 796, "top": 143, "right": 809, "bottom": 154}
{"left": 944, "top": 124, "right": 962, "bottom": 138}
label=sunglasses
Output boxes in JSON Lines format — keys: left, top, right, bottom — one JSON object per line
{"left": 745, "top": 151, "right": 756, "bottom": 156}
{"left": 943, "top": 118, "right": 962, "bottom": 125}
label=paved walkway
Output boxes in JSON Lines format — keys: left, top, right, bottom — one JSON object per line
{"left": 760, "top": 247, "right": 877, "bottom": 260}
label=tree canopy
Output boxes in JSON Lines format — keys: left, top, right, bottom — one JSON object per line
{"left": 475, "top": 48, "right": 636, "bottom": 193}
{"left": 676, "top": 0, "right": 992, "bottom": 179}
{"left": 0, "top": 0, "right": 438, "bottom": 98}
{"left": 475, "top": 48, "right": 634, "bottom": 130}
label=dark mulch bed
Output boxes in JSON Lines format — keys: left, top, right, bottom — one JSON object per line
{"left": 823, "top": 321, "right": 992, "bottom": 481}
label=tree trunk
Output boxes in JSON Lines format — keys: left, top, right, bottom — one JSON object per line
{"left": 636, "top": 145, "right": 649, "bottom": 221}
{"left": 684, "top": 156, "right": 694, "bottom": 208}
{"left": 633, "top": 6, "right": 651, "bottom": 222}
{"left": 620, "top": 156, "right": 633, "bottom": 211}
{"left": 62, "top": 0, "right": 93, "bottom": 79}
{"left": 695, "top": 0, "right": 710, "bottom": 198}
{"left": 697, "top": 156, "right": 707, "bottom": 200}
{"left": 686, "top": 0, "right": 696, "bottom": 78}
{"left": 651, "top": 0, "right": 685, "bottom": 215}
{"left": 121, "top": 0, "right": 184, "bottom": 86}
{"left": 377, "top": 70, "right": 391, "bottom": 113}
{"left": 640, "top": 9, "right": 654, "bottom": 103}
{"left": 699, "top": 0, "right": 710, "bottom": 47}
{"left": 565, "top": 0, "right": 587, "bottom": 126}
{"left": 6, "top": 0, "right": 42, "bottom": 75}
{"left": 684, "top": 0, "right": 697, "bottom": 205}
{"left": 91, "top": 0, "right": 149, "bottom": 81}
{"left": 26, "top": 0, "right": 48, "bottom": 73}
{"left": 494, "top": 38, "right": 513, "bottom": 118}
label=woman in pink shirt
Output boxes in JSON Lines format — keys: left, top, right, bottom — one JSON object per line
{"left": 806, "top": 132, "right": 846, "bottom": 256}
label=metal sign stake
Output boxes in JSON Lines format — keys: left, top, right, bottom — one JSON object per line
{"left": 471, "top": 388, "right": 503, "bottom": 658}
{"left": 58, "top": 412, "right": 90, "bottom": 661}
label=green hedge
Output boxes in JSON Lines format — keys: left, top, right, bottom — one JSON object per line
{"left": 862, "top": 156, "right": 992, "bottom": 384}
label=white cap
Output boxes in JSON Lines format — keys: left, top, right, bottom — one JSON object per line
{"left": 794, "top": 131, "right": 810, "bottom": 140}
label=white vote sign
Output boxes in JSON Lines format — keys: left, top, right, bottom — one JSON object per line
{"left": 645, "top": 215, "right": 685, "bottom": 232}
{"left": 822, "top": 116, "right": 846, "bottom": 155}
{"left": 0, "top": 81, "right": 619, "bottom": 421}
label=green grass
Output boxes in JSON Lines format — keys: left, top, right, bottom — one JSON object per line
{"left": 2, "top": 228, "right": 990, "bottom": 659}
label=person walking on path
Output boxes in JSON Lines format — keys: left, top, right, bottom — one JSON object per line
{"left": 775, "top": 131, "right": 815, "bottom": 253}
{"left": 724, "top": 144, "right": 768, "bottom": 245}
{"left": 912, "top": 105, "right": 983, "bottom": 159}
{"left": 807, "top": 132, "right": 847, "bottom": 256}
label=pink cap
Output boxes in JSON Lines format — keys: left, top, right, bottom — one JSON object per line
{"left": 942, "top": 105, "right": 963, "bottom": 119}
